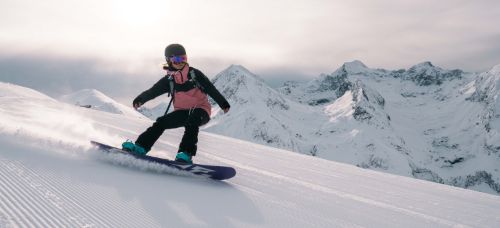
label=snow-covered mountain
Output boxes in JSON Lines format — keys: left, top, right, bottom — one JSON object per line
{"left": 1, "top": 81, "right": 499, "bottom": 227}
{"left": 278, "top": 60, "right": 379, "bottom": 106}
{"left": 201, "top": 61, "right": 500, "bottom": 195}
{"left": 466, "top": 64, "right": 500, "bottom": 152}
{"left": 205, "top": 65, "right": 325, "bottom": 153}
{"left": 59, "top": 89, "right": 144, "bottom": 118}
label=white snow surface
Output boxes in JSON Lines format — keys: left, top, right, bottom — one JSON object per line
{"left": 1, "top": 83, "right": 500, "bottom": 227}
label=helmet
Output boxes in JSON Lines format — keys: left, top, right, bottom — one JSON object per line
{"left": 164, "top": 44, "right": 186, "bottom": 59}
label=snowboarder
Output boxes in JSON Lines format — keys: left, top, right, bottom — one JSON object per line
{"left": 122, "top": 44, "right": 230, "bottom": 164}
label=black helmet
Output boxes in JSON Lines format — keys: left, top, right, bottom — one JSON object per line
{"left": 165, "top": 44, "right": 186, "bottom": 59}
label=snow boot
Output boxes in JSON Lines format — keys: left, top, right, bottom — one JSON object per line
{"left": 175, "top": 152, "right": 193, "bottom": 164}
{"left": 121, "top": 141, "right": 147, "bottom": 155}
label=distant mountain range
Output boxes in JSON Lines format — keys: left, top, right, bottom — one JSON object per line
{"left": 60, "top": 61, "right": 500, "bottom": 195}
{"left": 204, "top": 61, "right": 500, "bottom": 195}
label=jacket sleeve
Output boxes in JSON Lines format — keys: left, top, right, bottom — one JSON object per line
{"left": 133, "top": 76, "right": 171, "bottom": 105}
{"left": 194, "top": 69, "right": 230, "bottom": 109}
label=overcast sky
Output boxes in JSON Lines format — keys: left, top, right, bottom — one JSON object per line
{"left": 1, "top": 0, "right": 500, "bottom": 104}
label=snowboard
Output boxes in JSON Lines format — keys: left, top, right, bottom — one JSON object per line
{"left": 91, "top": 141, "right": 236, "bottom": 180}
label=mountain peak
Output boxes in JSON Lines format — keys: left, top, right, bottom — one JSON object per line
{"left": 223, "top": 64, "right": 254, "bottom": 75}
{"left": 343, "top": 60, "right": 368, "bottom": 71}
{"left": 76, "top": 88, "right": 106, "bottom": 97}
{"left": 214, "top": 64, "right": 266, "bottom": 85}
{"left": 210, "top": 65, "right": 290, "bottom": 111}
{"left": 60, "top": 89, "right": 113, "bottom": 104}
{"left": 409, "top": 61, "right": 437, "bottom": 71}
{"left": 414, "top": 61, "right": 434, "bottom": 67}
{"left": 59, "top": 89, "right": 143, "bottom": 117}
{"left": 490, "top": 64, "right": 500, "bottom": 74}
{"left": 331, "top": 60, "right": 373, "bottom": 76}
{"left": 403, "top": 61, "right": 463, "bottom": 86}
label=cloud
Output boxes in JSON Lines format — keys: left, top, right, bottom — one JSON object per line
{"left": 0, "top": 54, "right": 160, "bottom": 104}
{"left": 5, "top": 1, "right": 500, "bottom": 73}
{"left": 1, "top": 0, "right": 500, "bottom": 96}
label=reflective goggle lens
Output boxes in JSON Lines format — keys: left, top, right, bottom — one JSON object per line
{"left": 168, "top": 55, "right": 187, "bottom": 64}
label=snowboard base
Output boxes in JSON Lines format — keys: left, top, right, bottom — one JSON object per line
{"left": 91, "top": 141, "right": 236, "bottom": 180}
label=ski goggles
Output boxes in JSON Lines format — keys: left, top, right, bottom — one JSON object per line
{"left": 167, "top": 55, "right": 187, "bottom": 64}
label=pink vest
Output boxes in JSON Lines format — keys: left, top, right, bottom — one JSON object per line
{"left": 167, "top": 65, "right": 212, "bottom": 116}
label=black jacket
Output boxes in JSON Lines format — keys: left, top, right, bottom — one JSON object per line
{"left": 133, "top": 67, "right": 230, "bottom": 110}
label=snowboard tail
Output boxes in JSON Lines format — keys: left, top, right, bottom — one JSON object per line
{"left": 91, "top": 141, "right": 236, "bottom": 180}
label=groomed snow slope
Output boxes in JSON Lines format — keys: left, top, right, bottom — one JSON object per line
{"left": 0, "top": 82, "right": 499, "bottom": 227}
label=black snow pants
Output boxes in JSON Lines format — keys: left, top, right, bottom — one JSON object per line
{"left": 135, "top": 108, "right": 210, "bottom": 156}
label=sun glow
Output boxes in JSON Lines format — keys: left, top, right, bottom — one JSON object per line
{"left": 110, "top": 0, "right": 169, "bottom": 27}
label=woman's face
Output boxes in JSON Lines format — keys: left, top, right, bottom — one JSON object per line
{"left": 171, "top": 61, "right": 186, "bottom": 70}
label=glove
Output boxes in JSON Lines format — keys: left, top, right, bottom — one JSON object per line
{"left": 222, "top": 103, "right": 230, "bottom": 114}
{"left": 133, "top": 97, "right": 143, "bottom": 110}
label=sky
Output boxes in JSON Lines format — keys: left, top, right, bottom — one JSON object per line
{"left": 1, "top": 0, "right": 500, "bottom": 103}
